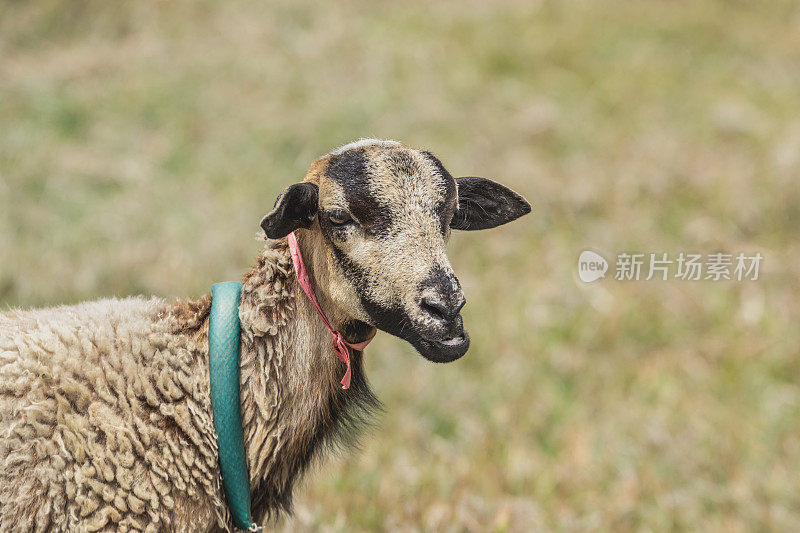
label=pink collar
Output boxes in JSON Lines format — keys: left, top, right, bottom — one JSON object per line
{"left": 287, "top": 231, "right": 375, "bottom": 389}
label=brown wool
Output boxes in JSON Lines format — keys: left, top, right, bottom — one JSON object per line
{"left": 1, "top": 239, "right": 378, "bottom": 532}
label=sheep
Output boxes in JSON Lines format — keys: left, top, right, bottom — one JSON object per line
{"left": 0, "top": 139, "right": 531, "bottom": 531}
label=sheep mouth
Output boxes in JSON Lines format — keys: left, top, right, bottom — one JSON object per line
{"left": 414, "top": 331, "right": 470, "bottom": 363}
{"left": 439, "top": 335, "right": 465, "bottom": 346}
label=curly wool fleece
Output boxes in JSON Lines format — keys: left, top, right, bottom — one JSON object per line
{"left": 0, "top": 241, "right": 378, "bottom": 532}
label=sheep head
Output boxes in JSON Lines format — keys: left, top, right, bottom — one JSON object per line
{"left": 260, "top": 139, "right": 530, "bottom": 363}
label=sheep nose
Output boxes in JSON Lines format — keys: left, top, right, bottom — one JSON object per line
{"left": 420, "top": 295, "right": 466, "bottom": 323}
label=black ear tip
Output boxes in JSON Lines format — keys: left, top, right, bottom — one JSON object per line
{"left": 520, "top": 197, "right": 532, "bottom": 215}
{"left": 507, "top": 198, "right": 531, "bottom": 224}
{"left": 259, "top": 212, "right": 282, "bottom": 239}
{"left": 259, "top": 214, "right": 272, "bottom": 233}
{"left": 507, "top": 188, "right": 531, "bottom": 219}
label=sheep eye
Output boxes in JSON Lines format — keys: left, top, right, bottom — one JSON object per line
{"left": 327, "top": 210, "right": 352, "bottom": 226}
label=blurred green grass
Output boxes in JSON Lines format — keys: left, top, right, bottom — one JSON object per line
{"left": 2, "top": 0, "right": 800, "bottom": 530}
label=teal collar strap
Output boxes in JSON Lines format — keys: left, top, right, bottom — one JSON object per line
{"left": 208, "top": 282, "right": 260, "bottom": 531}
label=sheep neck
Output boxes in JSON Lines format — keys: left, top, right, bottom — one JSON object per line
{"left": 235, "top": 236, "right": 379, "bottom": 519}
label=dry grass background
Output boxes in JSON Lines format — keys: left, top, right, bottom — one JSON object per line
{"left": 2, "top": 0, "right": 800, "bottom": 531}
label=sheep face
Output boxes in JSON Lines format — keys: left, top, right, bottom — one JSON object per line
{"left": 261, "top": 139, "right": 530, "bottom": 363}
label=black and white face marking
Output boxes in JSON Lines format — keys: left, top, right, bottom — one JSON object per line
{"left": 261, "top": 139, "right": 531, "bottom": 363}
{"left": 318, "top": 143, "right": 467, "bottom": 362}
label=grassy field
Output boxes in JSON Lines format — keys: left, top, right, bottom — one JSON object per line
{"left": 2, "top": 0, "right": 800, "bottom": 530}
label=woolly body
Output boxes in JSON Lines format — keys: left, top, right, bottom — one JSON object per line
{"left": 0, "top": 241, "right": 377, "bottom": 532}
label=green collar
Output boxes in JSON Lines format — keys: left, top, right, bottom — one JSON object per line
{"left": 208, "top": 281, "right": 259, "bottom": 531}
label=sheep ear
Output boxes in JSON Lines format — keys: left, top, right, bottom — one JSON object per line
{"left": 260, "top": 182, "right": 319, "bottom": 238}
{"left": 450, "top": 177, "right": 531, "bottom": 231}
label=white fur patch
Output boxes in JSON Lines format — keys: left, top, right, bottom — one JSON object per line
{"left": 329, "top": 138, "right": 401, "bottom": 155}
